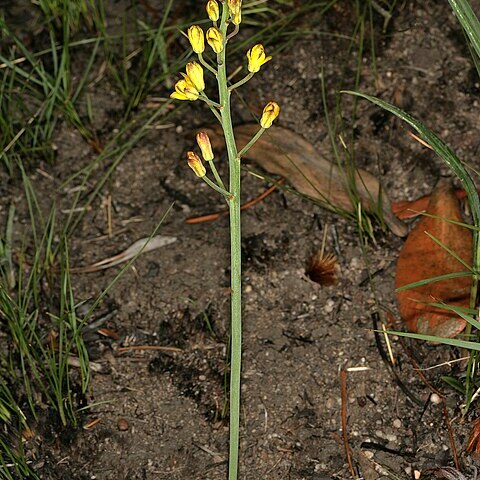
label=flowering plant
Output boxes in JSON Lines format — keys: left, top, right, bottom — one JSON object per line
{"left": 170, "top": 1, "right": 279, "bottom": 478}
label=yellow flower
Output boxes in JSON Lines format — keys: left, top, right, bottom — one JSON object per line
{"left": 196, "top": 132, "right": 214, "bottom": 161}
{"left": 188, "top": 25, "right": 205, "bottom": 54}
{"left": 206, "top": 0, "right": 219, "bottom": 22}
{"left": 185, "top": 62, "right": 205, "bottom": 92}
{"left": 170, "top": 78, "right": 199, "bottom": 101}
{"left": 206, "top": 27, "right": 223, "bottom": 54}
{"left": 187, "top": 151, "right": 206, "bottom": 177}
{"left": 247, "top": 44, "right": 272, "bottom": 73}
{"left": 260, "top": 101, "right": 280, "bottom": 129}
{"left": 228, "top": 0, "right": 242, "bottom": 25}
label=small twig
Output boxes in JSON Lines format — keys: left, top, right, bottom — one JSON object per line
{"left": 340, "top": 369, "right": 356, "bottom": 479}
{"left": 371, "top": 313, "right": 424, "bottom": 406}
{"left": 400, "top": 340, "right": 460, "bottom": 470}
{"left": 186, "top": 178, "right": 285, "bottom": 224}
{"left": 115, "top": 345, "right": 182, "bottom": 353}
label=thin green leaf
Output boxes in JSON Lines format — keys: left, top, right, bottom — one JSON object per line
{"left": 385, "top": 330, "right": 480, "bottom": 351}
{"left": 395, "top": 271, "right": 473, "bottom": 291}
{"left": 448, "top": 0, "right": 480, "bottom": 60}
{"left": 423, "top": 231, "right": 473, "bottom": 272}
{"left": 342, "top": 91, "right": 480, "bottom": 234}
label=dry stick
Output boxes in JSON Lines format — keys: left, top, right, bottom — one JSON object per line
{"left": 185, "top": 178, "right": 285, "bottom": 224}
{"left": 400, "top": 340, "right": 460, "bottom": 471}
{"left": 115, "top": 345, "right": 182, "bottom": 353}
{"left": 372, "top": 313, "right": 424, "bottom": 406}
{"left": 340, "top": 369, "right": 356, "bottom": 479}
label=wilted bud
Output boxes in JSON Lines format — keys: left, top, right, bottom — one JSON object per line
{"left": 170, "top": 78, "right": 199, "bottom": 101}
{"left": 260, "top": 101, "right": 280, "bottom": 129}
{"left": 247, "top": 44, "right": 272, "bottom": 73}
{"left": 187, "top": 151, "right": 207, "bottom": 177}
{"left": 206, "top": 27, "right": 223, "bottom": 54}
{"left": 185, "top": 62, "right": 205, "bottom": 92}
{"left": 188, "top": 25, "right": 205, "bottom": 54}
{"left": 196, "top": 132, "right": 214, "bottom": 161}
{"left": 206, "top": 0, "right": 219, "bottom": 21}
{"left": 228, "top": 0, "right": 242, "bottom": 25}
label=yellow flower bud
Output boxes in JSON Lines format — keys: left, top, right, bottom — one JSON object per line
{"left": 246, "top": 44, "right": 272, "bottom": 73}
{"left": 260, "top": 101, "right": 280, "bottom": 129}
{"left": 185, "top": 62, "right": 205, "bottom": 92}
{"left": 206, "top": 0, "right": 219, "bottom": 22}
{"left": 228, "top": 0, "right": 242, "bottom": 25}
{"left": 187, "top": 151, "right": 207, "bottom": 177}
{"left": 196, "top": 132, "right": 214, "bottom": 161}
{"left": 170, "top": 78, "right": 199, "bottom": 101}
{"left": 188, "top": 25, "right": 205, "bottom": 54}
{"left": 206, "top": 27, "right": 223, "bottom": 54}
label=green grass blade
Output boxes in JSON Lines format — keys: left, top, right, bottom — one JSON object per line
{"left": 395, "top": 271, "right": 473, "bottom": 291}
{"left": 386, "top": 330, "right": 480, "bottom": 351}
{"left": 342, "top": 91, "right": 480, "bottom": 231}
{"left": 423, "top": 231, "right": 474, "bottom": 272}
{"left": 448, "top": 0, "right": 480, "bottom": 60}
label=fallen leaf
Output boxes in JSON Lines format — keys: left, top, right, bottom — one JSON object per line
{"left": 72, "top": 235, "right": 177, "bottom": 273}
{"left": 467, "top": 416, "right": 480, "bottom": 453}
{"left": 392, "top": 188, "right": 468, "bottom": 220}
{"left": 203, "top": 125, "right": 408, "bottom": 237}
{"left": 395, "top": 179, "right": 472, "bottom": 337}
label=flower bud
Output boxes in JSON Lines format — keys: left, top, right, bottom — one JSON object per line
{"left": 247, "top": 44, "right": 272, "bottom": 73}
{"left": 196, "top": 132, "right": 214, "bottom": 161}
{"left": 170, "top": 78, "right": 199, "bottom": 101}
{"left": 187, "top": 151, "right": 207, "bottom": 177}
{"left": 260, "top": 101, "right": 280, "bottom": 129}
{"left": 206, "top": 0, "right": 219, "bottom": 22}
{"left": 188, "top": 25, "right": 205, "bottom": 54}
{"left": 206, "top": 27, "right": 223, "bottom": 54}
{"left": 185, "top": 62, "right": 205, "bottom": 92}
{"left": 228, "top": 0, "right": 242, "bottom": 25}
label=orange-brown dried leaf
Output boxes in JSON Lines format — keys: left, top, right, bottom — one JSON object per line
{"left": 467, "top": 417, "right": 480, "bottom": 454}
{"left": 203, "top": 124, "right": 408, "bottom": 237}
{"left": 395, "top": 180, "right": 472, "bottom": 337}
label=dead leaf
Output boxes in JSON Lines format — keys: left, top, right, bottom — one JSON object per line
{"left": 395, "top": 179, "right": 472, "bottom": 337}
{"left": 467, "top": 417, "right": 480, "bottom": 454}
{"left": 203, "top": 125, "right": 408, "bottom": 237}
{"left": 72, "top": 235, "right": 177, "bottom": 273}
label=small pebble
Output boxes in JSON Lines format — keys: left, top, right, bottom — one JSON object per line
{"left": 324, "top": 299, "right": 335, "bottom": 313}
{"left": 393, "top": 419, "right": 402, "bottom": 429}
{"left": 117, "top": 418, "right": 129, "bottom": 431}
{"left": 430, "top": 393, "right": 442, "bottom": 404}
{"left": 414, "top": 470, "right": 421, "bottom": 479}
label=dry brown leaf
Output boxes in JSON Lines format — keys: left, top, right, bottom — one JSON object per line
{"left": 395, "top": 179, "right": 472, "bottom": 337}
{"left": 73, "top": 235, "right": 177, "bottom": 273}
{"left": 203, "top": 124, "right": 408, "bottom": 237}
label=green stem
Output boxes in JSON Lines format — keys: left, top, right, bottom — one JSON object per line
{"left": 237, "top": 127, "right": 265, "bottom": 158}
{"left": 229, "top": 72, "right": 254, "bottom": 91}
{"left": 198, "top": 52, "right": 218, "bottom": 76}
{"left": 199, "top": 91, "right": 221, "bottom": 108}
{"left": 226, "top": 23, "right": 240, "bottom": 41}
{"left": 218, "top": 4, "right": 242, "bottom": 480}
{"left": 202, "top": 175, "right": 231, "bottom": 198}
{"left": 208, "top": 160, "right": 226, "bottom": 191}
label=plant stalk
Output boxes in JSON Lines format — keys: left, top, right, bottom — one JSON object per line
{"left": 218, "top": 5, "right": 242, "bottom": 480}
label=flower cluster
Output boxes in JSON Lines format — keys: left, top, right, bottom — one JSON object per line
{"left": 170, "top": 0, "right": 280, "bottom": 184}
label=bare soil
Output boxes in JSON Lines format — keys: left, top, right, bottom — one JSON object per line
{"left": 3, "top": 1, "right": 480, "bottom": 479}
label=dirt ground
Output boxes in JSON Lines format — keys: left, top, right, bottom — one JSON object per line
{"left": 4, "top": 0, "right": 480, "bottom": 479}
